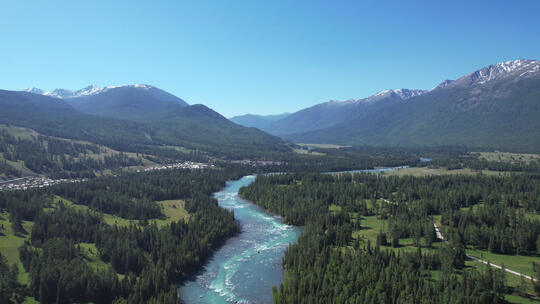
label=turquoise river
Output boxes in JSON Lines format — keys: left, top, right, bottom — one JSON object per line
{"left": 179, "top": 175, "right": 301, "bottom": 304}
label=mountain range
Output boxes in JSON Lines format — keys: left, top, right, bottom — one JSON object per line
{"left": 4, "top": 58, "right": 540, "bottom": 157}
{"left": 2, "top": 85, "right": 290, "bottom": 159}
{"left": 25, "top": 84, "right": 189, "bottom": 120}
{"left": 232, "top": 59, "right": 540, "bottom": 152}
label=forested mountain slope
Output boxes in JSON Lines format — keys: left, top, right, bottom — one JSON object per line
{"left": 0, "top": 88, "right": 292, "bottom": 160}
{"left": 285, "top": 60, "right": 540, "bottom": 152}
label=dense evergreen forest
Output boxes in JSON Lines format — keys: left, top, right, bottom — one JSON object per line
{"left": 0, "top": 165, "right": 252, "bottom": 303}
{"left": 240, "top": 172, "right": 540, "bottom": 303}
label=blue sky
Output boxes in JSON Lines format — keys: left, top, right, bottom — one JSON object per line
{"left": 1, "top": 0, "right": 539, "bottom": 117}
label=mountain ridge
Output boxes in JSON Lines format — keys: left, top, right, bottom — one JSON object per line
{"left": 24, "top": 84, "right": 172, "bottom": 99}
{"left": 283, "top": 59, "right": 540, "bottom": 152}
{"left": 256, "top": 88, "right": 426, "bottom": 136}
{"left": 231, "top": 59, "right": 540, "bottom": 152}
{"left": 1, "top": 87, "right": 291, "bottom": 159}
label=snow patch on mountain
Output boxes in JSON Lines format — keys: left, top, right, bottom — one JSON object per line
{"left": 393, "top": 89, "right": 427, "bottom": 100}
{"left": 461, "top": 59, "right": 540, "bottom": 86}
{"left": 331, "top": 88, "right": 427, "bottom": 105}
{"left": 23, "top": 84, "right": 155, "bottom": 99}
{"left": 24, "top": 87, "right": 46, "bottom": 95}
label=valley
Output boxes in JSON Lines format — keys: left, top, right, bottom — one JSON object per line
{"left": 1, "top": 61, "right": 540, "bottom": 304}
{"left": 3, "top": 2, "right": 540, "bottom": 303}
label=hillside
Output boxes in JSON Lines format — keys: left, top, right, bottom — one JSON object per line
{"left": 143, "top": 104, "right": 291, "bottom": 158}
{"left": 65, "top": 84, "right": 189, "bottom": 120}
{"left": 231, "top": 89, "right": 425, "bottom": 136}
{"left": 0, "top": 89, "right": 151, "bottom": 149}
{"left": 0, "top": 88, "right": 292, "bottom": 161}
{"left": 27, "top": 84, "right": 189, "bottom": 120}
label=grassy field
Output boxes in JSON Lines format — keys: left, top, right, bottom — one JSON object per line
{"left": 152, "top": 199, "right": 189, "bottom": 227}
{"left": 293, "top": 148, "right": 326, "bottom": 156}
{"left": 505, "top": 294, "right": 540, "bottom": 304}
{"left": 337, "top": 201, "right": 443, "bottom": 252}
{"left": 525, "top": 213, "right": 540, "bottom": 222}
{"left": 351, "top": 213, "right": 444, "bottom": 253}
{"left": 466, "top": 248, "right": 540, "bottom": 278}
{"left": 465, "top": 260, "right": 540, "bottom": 303}
{"left": 0, "top": 124, "right": 39, "bottom": 140}
{"left": 0, "top": 123, "right": 158, "bottom": 179}
{"left": 437, "top": 206, "right": 540, "bottom": 302}
{"left": 474, "top": 151, "right": 540, "bottom": 164}
{"left": 0, "top": 211, "right": 33, "bottom": 284}
{"left": 54, "top": 196, "right": 189, "bottom": 227}
{"left": 78, "top": 242, "right": 111, "bottom": 272}
{"left": 297, "top": 143, "right": 349, "bottom": 149}
{"left": 443, "top": 204, "right": 540, "bottom": 279}
{"left": 381, "top": 166, "right": 505, "bottom": 177}
{"left": 0, "top": 159, "right": 36, "bottom": 177}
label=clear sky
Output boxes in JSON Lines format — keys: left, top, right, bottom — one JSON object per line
{"left": 1, "top": 0, "right": 539, "bottom": 117}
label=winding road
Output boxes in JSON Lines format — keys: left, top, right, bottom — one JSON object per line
{"left": 382, "top": 196, "right": 536, "bottom": 281}
{"left": 433, "top": 222, "right": 536, "bottom": 281}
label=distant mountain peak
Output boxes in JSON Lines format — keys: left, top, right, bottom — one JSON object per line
{"left": 471, "top": 59, "right": 539, "bottom": 84}
{"left": 24, "top": 87, "right": 45, "bottom": 95}
{"left": 332, "top": 88, "right": 427, "bottom": 105}
{"left": 23, "top": 84, "right": 158, "bottom": 99}
{"left": 373, "top": 89, "right": 393, "bottom": 97}
{"left": 451, "top": 59, "right": 540, "bottom": 88}
{"left": 433, "top": 79, "right": 454, "bottom": 90}
{"left": 392, "top": 88, "right": 428, "bottom": 100}
{"left": 494, "top": 59, "right": 537, "bottom": 73}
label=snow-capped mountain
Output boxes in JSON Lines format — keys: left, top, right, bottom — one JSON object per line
{"left": 23, "top": 84, "right": 189, "bottom": 120}
{"left": 240, "top": 58, "right": 540, "bottom": 143}
{"left": 24, "top": 87, "right": 46, "bottom": 95}
{"left": 23, "top": 84, "right": 156, "bottom": 99}
{"left": 429, "top": 60, "right": 540, "bottom": 91}
{"left": 331, "top": 88, "right": 428, "bottom": 105}
{"left": 449, "top": 59, "right": 540, "bottom": 88}
{"left": 366, "top": 88, "right": 427, "bottom": 102}
{"left": 257, "top": 88, "right": 427, "bottom": 135}
{"left": 393, "top": 88, "right": 428, "bottom": 100}
{"left": 282, "top": 59, "right": 540, "bottom": 151}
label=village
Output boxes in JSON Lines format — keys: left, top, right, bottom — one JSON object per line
{"left": 230, "top": 159, "right": 284, "bottom": 167}
{"left": 0, "top": 160, "right": 285, "bottom": 192}
{"left": 0, "top": 176, "right": 87, "bottom": 192}
{"left": 137, "top": 161, "right": 214, "bottom": 172}
{"left": 0, "top": 161, "right": 214, "bottom": 192}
